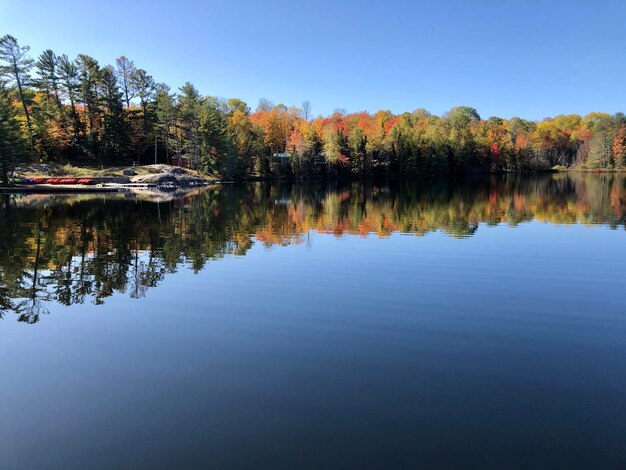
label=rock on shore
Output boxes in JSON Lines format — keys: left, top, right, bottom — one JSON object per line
{"left": 130, "top": 165, "right": 209, "bottom": 186}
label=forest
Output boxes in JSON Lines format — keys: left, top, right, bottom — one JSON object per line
{"left": 1, "top": 34, "right": 626, "bottom": 183}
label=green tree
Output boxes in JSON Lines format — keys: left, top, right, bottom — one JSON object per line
{"left": 57, "top": 54, "right": 82, "bottom": 144}
{"left": 98, "top": 65, "right": 127, "bottom": 163}
{"left": 178, "top": 82, "right": 201, "bottom": 166}
{"left": 444, "top": 106, "right": 481, "bottom": 171}
{"left": 0, "top": 35, "right": 34, "bottom": 154}
{"left": 0, "top": 82, "right": 28, "bottom": 184}
{"left": 34, "top": 49, "right": 69, "bottom": 159}
{"left": 35, "top": 50, "right": 63, "bottom": 111}
{"left": 130, "top": 68, "right": 155, "bottom": 131}
{"left": 585, "top": 113, "right": 614, "bottom": 168}
{"left": 350, "top": 126, "right": 367, "bottom": 174}
{"left": 198, "top": 97, "right": 234, "bottom": 177}
{"left": 224, "top": 98, "right": 250, "bottom": 116}
{"left": 155, "top": 83, "right": 177, "bottom": 163}
{"left": 77, "top": 54, "right": 102, "bottom": 156}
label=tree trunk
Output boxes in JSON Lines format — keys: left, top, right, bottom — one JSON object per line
{"left": 52, "top": 78, "right": 63, "bottom": 113}
{"left": 142, "top": 102, "right": 148, "bottom": 132}
{"left": 164, "top": 123, "right": 169, "bottom": 163}
{"left": 14, "top": 66, "right": 34, "bottom": 154}
{"left": 1, "top": 160, "right": 8, "bottom": 186}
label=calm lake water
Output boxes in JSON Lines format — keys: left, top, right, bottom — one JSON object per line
{"left": 1, "top": 174, "right": 626, "bottom": 469}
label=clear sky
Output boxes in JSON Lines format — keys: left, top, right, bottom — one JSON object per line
{"left": 1, "top": 0, "right": 624, "bottom": 120}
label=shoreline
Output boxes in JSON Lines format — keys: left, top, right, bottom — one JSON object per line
{"left": 0, "top": 182, "right": 217, "bottom": 194}
{"left": 3, "top": 167, "right": 625, "bottom": 194}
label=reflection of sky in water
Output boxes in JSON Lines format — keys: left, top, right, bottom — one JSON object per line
{"left": 1, "top": 218, "right": 625, "bottom": 468}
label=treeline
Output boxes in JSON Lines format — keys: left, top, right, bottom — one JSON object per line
{"left": 1, "top": 34, "right": 626, "bottom": 182}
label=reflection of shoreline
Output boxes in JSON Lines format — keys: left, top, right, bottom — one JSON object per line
{"left": 4, "top": 186, "right": 216, "bottom": 208}
{"left": 1, "top": 174, "right": 625, "bottom": 323}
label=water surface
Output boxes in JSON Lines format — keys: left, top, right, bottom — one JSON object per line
{"left": 1, "top": 174, "right": 625, "bottom": 468}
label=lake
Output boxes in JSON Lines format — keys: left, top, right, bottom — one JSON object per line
{"left": 1, "top": 174, "right": 625, "bottom": 469}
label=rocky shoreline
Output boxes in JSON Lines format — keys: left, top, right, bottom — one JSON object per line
{"left": 2, "top": 164, "right": 217, "bottom": 193}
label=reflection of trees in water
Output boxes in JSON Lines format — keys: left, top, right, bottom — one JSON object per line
{"left": 1, "top": 174, "right": 625, "bottom": 322}
{"left": 13, "top": 220, "right": 51, "bottom": 323}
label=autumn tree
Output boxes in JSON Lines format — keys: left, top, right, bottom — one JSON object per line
{"left": 227, "top": 104, "right": 260, "bottom": 175}
{"left": 251, "top": 103, "right": 292, "bottom": 175}
{"left": 508, "top": 117, "right": 536, "bottom": 169}
{"left": 613, "top": 123, "right": 626, "bottom": 169}
{"left": 287, "top": 125, "right": 315, "bottom": 175}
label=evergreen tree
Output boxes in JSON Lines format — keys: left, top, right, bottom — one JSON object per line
{"left": 34, "top": 49, "right": 69, "bottom": 159}
{"left": 57, "top": 54, "right": 82, "bottom": 144}
{"left": 155, "top": 83, "right": 177, "bottom": 162}
{"left": 35, "top": 50, "right": 62, "bottom": 111}
{"left": 98, "top": 66, "right": 127, "bottom": 163}
{"left": 178, "top": 82, "right": 201, "bottom": 166}
{"left": 76, "top": 54, "right": 101, "bottom": 158}
{"left": 130, "top": 68, "right": 155, "bottom": 131}
{"left": 0, "top": 82, "right": 28, "bottom": 184}
{"left": 0, "top": 35, "right": 34, "bottom": 154}
{"left": 199, "top": 97, "right": 234, "bottom": 177}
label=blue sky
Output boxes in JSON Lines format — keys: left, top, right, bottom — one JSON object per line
{"left": 1, "top": 0, "right": 624, "bottom": 119}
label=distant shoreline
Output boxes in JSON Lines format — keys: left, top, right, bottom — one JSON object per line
{"left": 3, "top": 165, "right": 626, "bottom": 195}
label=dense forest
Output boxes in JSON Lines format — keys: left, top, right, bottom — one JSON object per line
{"left": 1, "top": 34, "right": 625, "bottom": 183}
{"left": 1, "top": 174, "right": 625, "bottom": 322}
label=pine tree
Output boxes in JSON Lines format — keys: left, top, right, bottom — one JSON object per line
{"left": 0, "top": 82, "right": 28, "bottom": 184}
{"left": 34, "top": 49, "right": 69, "bottom": 159}
{"left": 155, "top": 83, "right": 176, "bottom": 163}
{"left": 98, "top": 66, "right": 127, "bottom": 163}
{"left": 57, "top": 54, "right": 82, "bottom": 145}
{"left": 35, "top": 50, "right": 62, "bottom": 111}
{"left": 0, "top": 35, "right": 34, "bottom": 154}
{"left": 199, "top": 97, "right": 234, "bottom": 177}
{"left": 130, "top": 68, "right": 155, "bottom": 139}
{"left": 178, "top": 82, "right": 201, "bottom": 167}
{"left": 77, "top": 54, "right": 101, "bottom": 158}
